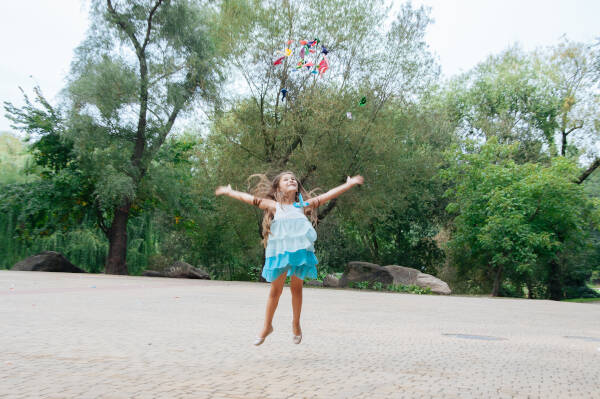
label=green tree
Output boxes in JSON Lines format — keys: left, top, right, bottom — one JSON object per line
{"left": 442, "top": 138, "right": 598, "bottom": 298}
{"left": 540, "top": 39, "right": 598, "bottom": 160}
{"left": 448, "top": 47, "right": 559, "bottom": 163}
{"left": 56, "top": 0, "right": 224, "bottom": 274}
{"left": 0, "top": 132, "right": 38, "bottom": 184}
{"left": 451, "top": 40, "right": 600, "bottom": 180}
{"left": 3, "top": 87, "right": 98, "bottom": 247}
{"left": 203, "top": 0, "right": 453, "bottom": 276}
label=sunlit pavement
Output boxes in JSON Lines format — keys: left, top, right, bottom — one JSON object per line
{"left": 1, "top": 270, "right": 599, "bottom": 399}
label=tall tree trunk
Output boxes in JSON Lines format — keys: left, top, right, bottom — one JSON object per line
{"left": 491, "top": 264, "right": 503, "bottom": 297}
{"left": 105, "top": 200, "right": 131, "bottom": 275}
{"left": 547, "top": 259, "right": 563, "bottom": 301}
{"left": 526, "top": 280, "right": 535, "bottom": 299}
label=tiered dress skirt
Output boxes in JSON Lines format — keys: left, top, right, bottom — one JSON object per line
{"left": 262, "top": 217, "right": 318, "bottom": 282}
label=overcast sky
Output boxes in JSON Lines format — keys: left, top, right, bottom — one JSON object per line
{"left": 1, "top": 0, "right": 599, "bottom": 133}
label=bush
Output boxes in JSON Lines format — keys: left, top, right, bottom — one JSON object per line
{"left": 387, "top": 284, "right": 432, "bottom": 295}
{"left": 563, "top": 285, "right": 600, "bottom": 299}
{"left": 347, "top": 281, "right": 432, "bottom": 295}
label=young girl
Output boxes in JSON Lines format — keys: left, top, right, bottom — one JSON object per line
{"left": 215, "top": 171, "right": 364, "bottom": 345}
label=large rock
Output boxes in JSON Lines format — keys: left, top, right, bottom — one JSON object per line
{"left": 338, "top": 262, "right": 393, "bottom": 287}
{"left": 383, "top": 265, "right": 451, "bottom": 295}
{"left": 323, "top": 274, "right": 340, "bottom": 288}
{"left": 12, "top": 251, "right": 85, "bottom": 273}
{"left": 143, "top": 261, "right": 210, "bottom": 279}
{"left": 338, "top": 262, "right": 451, "bottom": 295}
{"left": 381, "top": 265, "right": 420, "bottom": 283}
{"left": 415, "top": 273, "right": 452, "bottom": 295}
{"left": 304, "top": 280, "right": 323, "bottom": 287}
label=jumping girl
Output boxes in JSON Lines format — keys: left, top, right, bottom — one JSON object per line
{"left": 215, "top": 171, "right": 364, "bottom": 345}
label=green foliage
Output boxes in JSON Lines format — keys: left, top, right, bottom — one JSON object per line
{"left": 387, "top": 284, "right": 432, "bottom": 295}
{"left": 1, "top": 1, "right": 598, "bottom": 300}
{"left": 0, "top": 133, "right": 38, "bottom": 184}
{"left": 0, "top": 210, "right": 161, "bottom": 274}
{"left": 450, "top": 40, "right": 599, "bottom": 164}
{"left": 441, "top": 138, "right": 599, "bottom": 298}
{"left": 3, "top": 0, "right": 229, "bottom": 274}
{"left": 448, "top": 47, "right": 559, "bottom": 162}
{"left": 347, "top": 280, "right": 432, "bottom": 295}
{"left": 208, "top": 0, "right": 449, "bottom": 277}
{"left": 3, "top": 87, "right": 98, "bottom": 242}
{"left": 349, "top": 281, "right": 371, "bottom": 290}
{"left": 562, "top": 297, "right": 600, "bottom": 303}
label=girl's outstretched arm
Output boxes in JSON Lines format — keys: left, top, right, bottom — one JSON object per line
{"left": 215, "top": 184, "right": 276, "bottom": 211}
{"left": 307, "top": 175, "right": 364, "bottom": 208}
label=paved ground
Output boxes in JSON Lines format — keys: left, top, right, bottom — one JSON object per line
{"left": 1, "top": 271, "right": 599, "bottom": 399}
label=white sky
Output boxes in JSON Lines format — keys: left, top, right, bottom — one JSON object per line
{"left": 1, "top": 0, "right": 599, "bottom": 133}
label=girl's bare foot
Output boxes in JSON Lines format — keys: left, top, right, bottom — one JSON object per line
{"left": 259, "top": 325, "right": 274, "bottom": 339}
{"left": 254, "top": 325, "right": 273, "bottom": 346}
{"left": 292, "top": 323, "right": 302, "bottom": 336}
{"left": 292, "top": 323, "right": 302, "bottom": 344}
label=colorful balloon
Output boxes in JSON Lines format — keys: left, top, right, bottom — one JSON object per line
{"left": 318, "top": 56, "right": 329, "bottom": 75}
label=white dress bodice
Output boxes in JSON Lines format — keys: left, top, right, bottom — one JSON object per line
{"left": 273, "top": 203, "right": 308, "bottom": 221}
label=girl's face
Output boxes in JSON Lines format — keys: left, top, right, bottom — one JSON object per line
{"left": 278, "top": 173, "right": 298, "bottom": 196}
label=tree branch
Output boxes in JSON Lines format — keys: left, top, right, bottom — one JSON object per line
{"left": 107, "top": 0, "right": 150, "bottom": 179}
{"left": 143, "top": 0, "right": 163, "bottom": 50}
{"left": 279, "top": 135, "right": 302, "bottom": 167}
{"left": 149, "top": 72, "right": 198, "bottom": 157}
{"left": 300, "top": 164, "right": 317, "bottom": 186}
{"left": 317, "top": 198, "right": 338, "bottom": 222}
{"left": 106, "top": 1, "right": 142, "bottom": 54}
{"left": 95, "top": 201, "right": 109, "bottom": 236}
{"left": 565, "top": 122, "right": 583, "bottom": 136}
{"left": 224, "top": 135, "right": 267, "bottom": 162}
{"left": 577, "top": 157, "right": 600, "bottom": 184}
{"left": 149, "top": 64, "right": 186, "bottom": 87}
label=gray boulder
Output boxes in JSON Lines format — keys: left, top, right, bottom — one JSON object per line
{"left": 304, "top": 280, "right": 323, "bottom": 287}
{"left": 383, "top": 265, "right": 451, "bottom": 295}
{"left": 323, "top": 274, "right": 340, "bottom": 288}
{"left": 12, "top": 251, "right": 85, "bottom": 273}
{"left": 381, "top": 265, "right": 420, "bottom": 283}
{"left": 144, "top": 261, "right": 210, "bottom": 279}
{"left": 338, "top": 262, "right": 393, "bottom": 287}
{"left": 338, "top": 262, "right": 451, "bottom": 295}
{"left": 415, "top": 273, "right": 452, "bottom": 295}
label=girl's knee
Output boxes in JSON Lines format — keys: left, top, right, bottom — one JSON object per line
{"left": 290, "top": 276, "right": 303, "bottom": 285}
{"left": 269, "top": 286, "right": 283, "bottom": 299}
{"left": 290, "top": 279, "right": 303, "bottom": 293}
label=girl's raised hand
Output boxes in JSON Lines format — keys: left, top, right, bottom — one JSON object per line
{"left": 215, "top": 184, "right": 232, "bottom": 196}
{"left": 347, "top": 175, "right": 364, "bottom": 186}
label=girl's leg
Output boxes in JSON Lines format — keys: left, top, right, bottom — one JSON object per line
{"left": 259, "top": 270, "right": 287, "bottom": 338}
{"left": 290, "top": 275, "right": 303, "bottom": 336}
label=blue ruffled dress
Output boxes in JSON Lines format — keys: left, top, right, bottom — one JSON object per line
{"left": 262, "top": 203, "right": 318, "bottom": 282}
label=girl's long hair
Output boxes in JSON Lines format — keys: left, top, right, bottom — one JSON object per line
{"left": 248, "top": 171, "right": 319, "bottom": 247}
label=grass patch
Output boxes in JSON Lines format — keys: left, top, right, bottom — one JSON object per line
{"left": 347, "top": 281, "right": 432, "bottom": 295}
{"left": 562, "top": 297, "right": 600, "bottom": 303}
